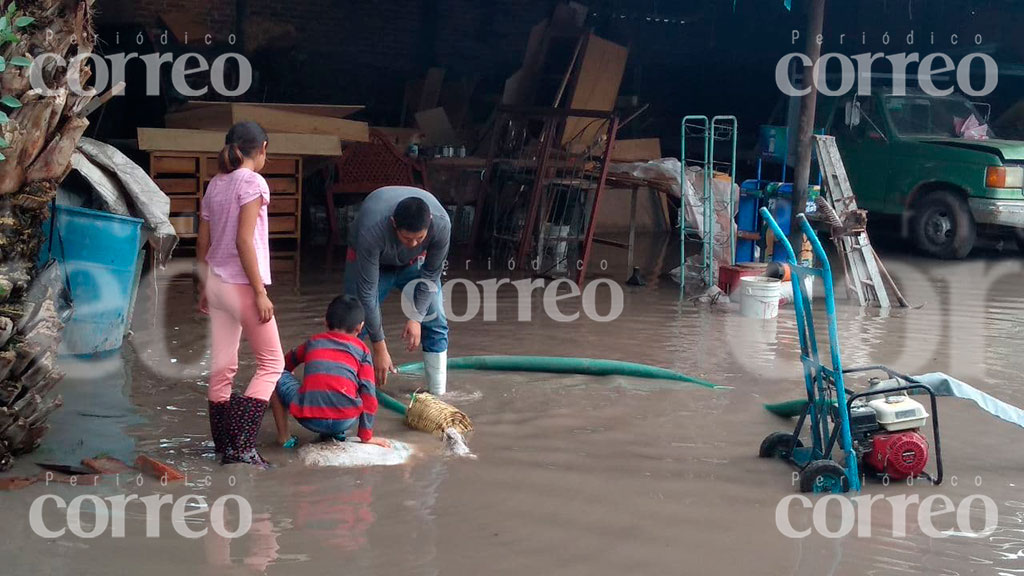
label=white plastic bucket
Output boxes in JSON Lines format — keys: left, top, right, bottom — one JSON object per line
{"left": 739, "top": 276, "right": 782, "bottom": 319}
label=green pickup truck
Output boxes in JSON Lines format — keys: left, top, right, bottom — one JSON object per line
{"left": 825, "top": 91, "right": 1024, "bottom": 258}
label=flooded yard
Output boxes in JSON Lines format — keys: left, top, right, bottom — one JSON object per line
{"left": 2, "top": 242, "right": 1023, "bottom": 576}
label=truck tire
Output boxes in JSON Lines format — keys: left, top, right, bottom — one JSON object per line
{"left": 911, "top": 190, "right": 976, "bottom": 259}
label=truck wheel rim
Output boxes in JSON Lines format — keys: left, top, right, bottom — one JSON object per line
{"left": 924, "top": 209, "right": 954, "bottom": 246}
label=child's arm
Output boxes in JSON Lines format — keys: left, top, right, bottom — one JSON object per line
{"left": 236, "top": 198, "right": 273, "bottom": 323}
{"left": 284, "top": 342, "right": 307, "bottom": 372}
{"left": 356, "top": 349, "right": 381, "bottom": 444}
{"left": 196, "top": 219, "right": 211, "bottom": 312}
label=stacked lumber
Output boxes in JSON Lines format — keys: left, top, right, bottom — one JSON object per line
{"left": 0, "top": 0, "right": 97, "bottom": 472}
{"left": 139, "top": 101, "right": 370, "bottom": 156}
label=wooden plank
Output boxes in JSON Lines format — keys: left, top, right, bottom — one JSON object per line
{"left": 231, "top": 104, "right": 369, "bottom": 142}
{"left": 501, "top": 68, "right": 526, "bottom": 106}
{"left": 138, "top": 128, "right": 343, "bottom": 156}
{"left": 265, "top": 177, "right": 298, "bottom": 194}
{"left": 178, "top": 101, "right": 364, "bottom": 119}
{"left": 610, "top": 138, "right": 662, "bottom": 162}
{"left": 268, "top": 197, "right": 298, "bottom": 214}
{"left": 151, "top": 155, "right": 199, "bottom": 174}
{"left": 169, "top": 216, "right": 196, "bottom": 235}
{"left": 417, "top": 67, "right": 446, "bottom": 112}
{"left": 269, "top": 216, "right": 297, "bottom": 234}
{"left": 415, "top": 107, "right": 459, "bottom": 146}
{"left": 164, "top": 106, "right": 230, "bottom": 130}
{"left": 262, "top": 157, "right": 300, "bottom": 175}
{"left": 165, "top": 105, "right": 368, "bottom": 142}
{"left": 155, "top": 177, "right": 200, "bottom": 195}
{"left": 169, "top": 197, "right": 198, "bottom": 212}
{"left": 563, "top": 33, "right": 628, "bottom": 146}
{"left": 271, "top": 255, "right": 297, "bottom": 274}
{"left": 202, "top": 156, "right": 300, "bottom": 177}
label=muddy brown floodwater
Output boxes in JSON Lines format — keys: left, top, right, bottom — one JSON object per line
{"left": 2, "top": 238, "right": 1024, "bottom": 576}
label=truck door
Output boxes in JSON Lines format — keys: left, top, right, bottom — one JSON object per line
{"left": 832, "top": 96, "right": 892, "bottom": 213}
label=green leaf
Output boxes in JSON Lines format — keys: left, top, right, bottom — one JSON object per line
{"left": 0, "top": 137, "right": 9, "bottom": 149}
{"left": 0, "top": 151, "right": 7, "bottom": 161}
{"left": 0, "top": 95, "right": 21, "bottom": 109}
{"left": 6, "top": 3, "right": 15, "bottom": 16}
{"left": 0, "top": 16, "right": 9, "bottom": 32}
{"left": 0, "top": 56, "right": 6, "bottom": 73}
{"left": 10, "top": 56, "right": 30, "bottom": 67}
{"left": 14, "top": 16, "right": 32, "bottom": 28}
{"left": 0, "top": 111, "right": 9, "bottom": 124}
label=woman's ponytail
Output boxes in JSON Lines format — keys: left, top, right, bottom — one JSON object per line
{"left": 217, "top": 122, "right": 269, "bottom": 174}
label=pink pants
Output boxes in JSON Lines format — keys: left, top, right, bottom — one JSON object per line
{"left": 206, "top": 274, "right": 284, "bottom": 403}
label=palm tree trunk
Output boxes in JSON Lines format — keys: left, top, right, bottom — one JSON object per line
{"left": 0, "top": 0, "right": 94, "bottom": 471}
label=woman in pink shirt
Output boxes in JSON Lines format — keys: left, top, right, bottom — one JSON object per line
{"left": 197, "top": 122, "right": 284, "bottom": 467}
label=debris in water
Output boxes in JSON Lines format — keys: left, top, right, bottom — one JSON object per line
{"left": 135, "top": 455, "right": 185, "bottom": 482}
{"left": 81, "top": 457, "right": 134, "bottom": 475}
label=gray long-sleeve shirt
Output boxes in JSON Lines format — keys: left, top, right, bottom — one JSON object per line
{"left": 348, "top": 186, "right": 451, "bottom": 343}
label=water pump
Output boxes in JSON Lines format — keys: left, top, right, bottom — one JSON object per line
{"left": 849, "top": 391, "right": 931, "bottom": 481}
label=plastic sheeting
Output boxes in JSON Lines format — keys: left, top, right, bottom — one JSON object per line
{"left": 299, "top": 439, "right": 414, "bottom": 468}
{"left": 875, "top": 372, "right": 1024, "bottom": 431}
{"left": 72, "top": 138, "right": 178, "bottom": 265}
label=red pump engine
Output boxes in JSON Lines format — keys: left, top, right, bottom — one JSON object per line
{"left": 863, "top": 432, "right": 930, "bottom": 480}
{"left": 850, "top": 392, "right": 933, "bottom": 481}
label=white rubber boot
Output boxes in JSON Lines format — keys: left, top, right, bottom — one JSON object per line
{"left": 423, "top": 351, "right": 447, "bottom": 396}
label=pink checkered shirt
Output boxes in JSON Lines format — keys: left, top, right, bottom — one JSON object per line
{"left": 200, "top": 168, "right": 272, "bottom": 286}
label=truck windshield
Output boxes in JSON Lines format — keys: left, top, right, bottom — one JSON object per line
{"left": 883, "top": 95, "right": 993, "bottom": 138}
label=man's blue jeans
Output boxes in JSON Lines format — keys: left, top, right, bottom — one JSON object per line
{"left": 343, "top": 258, "right": 449, "bottom": 353}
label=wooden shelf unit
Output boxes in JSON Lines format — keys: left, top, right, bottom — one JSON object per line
{"left": 148, "top": 151, "right": 304, "bottom": 244}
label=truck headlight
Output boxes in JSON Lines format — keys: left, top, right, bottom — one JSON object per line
{"left": 986, "top": 166, "right": 1024, "bottom": 189}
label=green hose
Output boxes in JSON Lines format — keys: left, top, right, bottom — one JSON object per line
{"left": 377, "top": 389, "right": 409, "bottom": 416}
{"left": 396, "top": 355, "right": 722, "bottom": 389}
{"left": 376, "top": 355, "right": 723, "bottom": 417}
{"left": 764, "top": 399, "right": 810, "bottom": 418}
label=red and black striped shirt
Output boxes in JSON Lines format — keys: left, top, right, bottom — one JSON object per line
{"left": 284, "top": 332, "right": 378, "bottom": 442}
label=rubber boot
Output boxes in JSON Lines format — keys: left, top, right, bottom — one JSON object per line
{"left": 423, "top": 351, "right": 447, "bottom": 396}
{"left": 208, "top": 399, "right": 231, "bottom": 455}
{"left": 222, "top": 395, "right": 271, "bottom": 467}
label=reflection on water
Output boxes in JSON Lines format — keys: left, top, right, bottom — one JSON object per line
{"left": 1, "top": 244, "right": 1023, "bottom": 575}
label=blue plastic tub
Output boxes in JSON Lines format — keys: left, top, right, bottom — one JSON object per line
{"left": 38, "top": 205, "right": 145, "bottom": 356}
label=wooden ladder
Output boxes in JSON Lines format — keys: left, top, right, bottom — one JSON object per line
{"left": 814, "top": 135, "right": 891, "bottom": 308}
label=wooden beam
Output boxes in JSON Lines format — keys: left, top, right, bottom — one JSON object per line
{"left": 164, "top": 103, "right": 369, "bottom": 142}
{"left": 563, "top": 33, "right": 628, "bottom": 146}
{"left": 417, "top": 67, "right": 446, "bottom": 112}
{"left": 138, "top": 128, "right": 343, "bottom": 156}
{"left": 175, "top": 101, "right": 364, "bottom": 119}
{"left": 609, "top": 138, "right": 662, "bottom": 162}
{"left": 231, "top": 104, "right": 369, "bottom": 142}
{"left": 415, "top": 107, "right": 459, "bottom": 146}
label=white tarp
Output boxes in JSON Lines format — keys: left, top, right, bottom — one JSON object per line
{"left": 299, "top": 440, "right": 414, "bottom": 468}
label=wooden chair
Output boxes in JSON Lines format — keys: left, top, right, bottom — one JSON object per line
{"left": 323, "top": 129, "right": 430, "bottom": 248}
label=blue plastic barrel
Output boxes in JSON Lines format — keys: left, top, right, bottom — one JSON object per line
{"left": 38, "top": 205, "right": 145, "bottom": 356}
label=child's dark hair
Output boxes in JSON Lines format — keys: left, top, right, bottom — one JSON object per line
{"left": 218, "top": 121, "right": 268, "bottom": 174}
{"left": 326, "top": 295, "right": 365, "bottom": 332}
{"left": 393, "top": 197, "right": 431, "bottom": 232}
